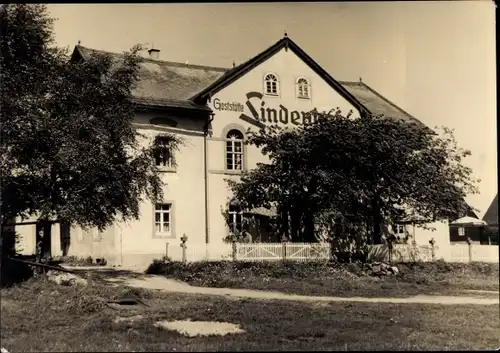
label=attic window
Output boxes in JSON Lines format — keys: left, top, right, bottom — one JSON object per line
{"left": 150, "top": 117, "right": 178, "bottom": 127}
{"left": 264, "top": 73, "right": 279, "bottom": 96}
{"left": 296, "top": 77, "right": 310, "bottom": 99}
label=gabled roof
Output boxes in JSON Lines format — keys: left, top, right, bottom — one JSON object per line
{"left": 339, "top": 81, "right": 422, "bottom": 125}
{"left": 190, "top": 35, "right": 369, "bottom": 116}
{"left": 69, "top": 37, "right": 423, "bottom": 126}
{"left": 482, "top": 194, "right": 498, "bottom": 226}
{"left": 71, "top": 45, "right": 226, "bottom": 112}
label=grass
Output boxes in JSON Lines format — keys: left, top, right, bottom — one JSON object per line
{"left": 1, "top": 278, "right": 499, "bottom": 351}
{"left": 147, "top": 260, "right": 500, "bottom": 298}
{"left": 51, "top": 255, "right": 107, "bottom": 267}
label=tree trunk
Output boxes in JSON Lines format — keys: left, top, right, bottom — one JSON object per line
{"left": 371, "top": 199, "right": 383, "bottom": 245}
{"left": 36, "top": 219, "right": 52, "bottom": 260}
{"left": 278, "top": 205, "right": 289, "bottom": 241}
{"left": 290, "top": 208, "right": 300, "bottom": 242}
{"left": 303, "top": 211, "right": 316, "bottom": 242}
{"left": 0, "top": 218, "right": 17, "bottom": 257}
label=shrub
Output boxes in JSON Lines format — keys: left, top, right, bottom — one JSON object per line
{"left": 0, "top": 258, "right": 34, "bottom": 287}
{"left": 145, "top": 258, "right": 499, "bottom": 289}
{"left": 52, "top": 255, "right": 107, "bottom": 267}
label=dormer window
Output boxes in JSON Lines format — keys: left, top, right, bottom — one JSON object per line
{"left": 264, "top": 73, "right": 279, "bottom": 96}
{"left": 296, "top": 77, "right": 310, "bottom": 99}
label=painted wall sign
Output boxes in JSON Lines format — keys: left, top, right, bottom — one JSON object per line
{"left": 213, "top": 91, "right": 324, "bottom": 128}
{"left": 240, "top": 91, "right": 321, "bottom": 127}
{"left": 213, "top": 98, "right": 245, "bottom": 112}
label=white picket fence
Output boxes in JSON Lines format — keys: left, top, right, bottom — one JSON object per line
{"left": 185, "top": 242, "right": 498, "bottom": 263}
{"left": 159, "top": 241, "right": 498, "bottom": 263}
{"left": 235, "top": 242, "right": 330, "bottom": 262}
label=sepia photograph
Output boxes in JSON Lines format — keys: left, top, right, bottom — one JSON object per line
{"left": 0, "top": 2, "right": 498, "bottom": 351}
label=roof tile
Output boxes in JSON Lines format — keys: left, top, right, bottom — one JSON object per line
{"left": 74, "top": 45, "right": 420, "bottom": 125}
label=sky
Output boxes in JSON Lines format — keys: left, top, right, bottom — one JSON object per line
{"left": 47, "top": 2, "right": 497, "bottom": 217}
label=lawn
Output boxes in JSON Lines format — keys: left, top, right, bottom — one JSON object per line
{"left": 1, "top": 278, "right": 499, "bottom": 352}
{"left": 147, "top": 260, "right": 500, "bottom": 298}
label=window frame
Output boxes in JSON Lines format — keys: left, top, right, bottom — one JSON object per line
{"left": 458, "top": 227, "right": 465, "bottom": 236}
{"left": 154, "top": 136, "right": 176, "bottom": 172}
{"left": 296, "top": 77, "right": 311, "bottom": 99}
{"left": 393, "top": 224, "right": 405, "bottom": 234}
{"left": 225, "top": 129, "right": 244, "bottom": 172}
{"left": 263, "top": 72, "right": 280, "bottom": 97}
{"left": 227, "top": 205, "right": 244, "bottom": 236}
{"left": 153, "top": 202, "right": 176, "bottom": 239}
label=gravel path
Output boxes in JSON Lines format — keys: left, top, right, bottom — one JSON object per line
{"left": 121, "top": 275, "right": 499, "bottom": 306}
{"left": 64, "top": 266, "right": 499, "bottom": 306}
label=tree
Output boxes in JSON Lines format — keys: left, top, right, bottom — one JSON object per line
{"left": 0, "top": 4, "right": 180, "bottom": 258}
{"left": 229, "top": 109, "right": 479, "bottom": 245}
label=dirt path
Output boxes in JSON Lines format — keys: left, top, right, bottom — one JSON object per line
{"left": 101, "top": 272, "right": 499, "bottom": 306}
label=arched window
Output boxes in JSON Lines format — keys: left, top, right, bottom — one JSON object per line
{"left": 226, "top": 129, "right": 244, "bottom": 171}
{"left": 264, "top": 73, "right": 279, "bottom": 96}
{"left": 296, "top": 77, "right": 310, "bottom": 99}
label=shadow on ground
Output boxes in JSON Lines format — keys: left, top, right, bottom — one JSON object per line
{"left": 71, "top": 268, "right": 150, "bottom": 286}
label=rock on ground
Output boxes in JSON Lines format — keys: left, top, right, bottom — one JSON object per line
{"left": 47, "top": 272, "right": 88, "bottom": 286}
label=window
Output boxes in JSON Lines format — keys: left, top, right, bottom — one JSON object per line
{"left": 155, "top": 203, "right": 172, "bottom": 236}
{"left": 154, "top": 136, "right": 174, "bottom": 168}
{"left": 458, "top": 227, "right": 465, "bottom": 236}
{"left": 228, "top": 205, "right": 243, "bottom": 235}
{"left": 296, "top": 77, "right": 310, "bottom": 99}
{"left": 226, "top": 129, "right": 244, "bottom": 171}
{"left": 264, "top": 73, "right": 279, "bottom": 96}
{"left": 393, "top": 224, "right": 405, "bottom": 234}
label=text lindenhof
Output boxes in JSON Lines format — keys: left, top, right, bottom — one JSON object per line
{"left": 213, "top": 92, "right": 320, "bottom": 127}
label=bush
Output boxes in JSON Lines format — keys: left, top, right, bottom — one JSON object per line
{"left": 0, "top": 230, "right": 34, "bottom": 287}
{"left": 52, "top": 255, "right": 107, "bottom": 267}
{"left": 0, "top": 258, "right": 34, "bottom": 287}
{"left": 145, "top": 258, "right": 499, "bottom": 289}
{"left": 145, "top": 259, "right": 361, "bottom": 287}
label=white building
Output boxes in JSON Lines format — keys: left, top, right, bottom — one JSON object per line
{"left": 15, "top": 34, "right": 453, "bottom": 267}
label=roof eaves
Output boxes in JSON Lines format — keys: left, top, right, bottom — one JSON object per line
{"left": 357, "top": 82, "right": 422, "bottom": 123}
{"left": 132, "top": 98, "right": 212, "bottom": 112}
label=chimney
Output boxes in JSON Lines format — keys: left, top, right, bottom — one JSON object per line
{"left": 148, "top": 48, "right": 160, "bottom": 60}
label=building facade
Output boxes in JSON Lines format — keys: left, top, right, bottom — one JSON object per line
{"left": 15, "top": 35, "right": 451, "bottom": 268}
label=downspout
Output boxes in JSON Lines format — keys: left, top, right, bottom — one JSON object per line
{"left": 203, "top": 113, "right": 215, "bottom": 244}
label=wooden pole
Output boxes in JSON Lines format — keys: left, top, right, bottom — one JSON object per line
{"left": 232, "top": 237, "right": 237, "bottom": 261}
{"left": 87, "top": 271, "right": 93, "bottom": 290}
{"left": 180, "top": 234, "right": 188, "bottom": 263}
{"left": 467, "top": 237, "right": 472, "bottom": 262}
{"left": 429, "top": 238, "right": 436, "bottom": 261}
{"left": 120, "top": 233, "right": 123, "bottom": 267}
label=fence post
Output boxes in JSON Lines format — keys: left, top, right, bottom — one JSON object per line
{"left": 429, "top": 238, "right": 436, "bottom": 261}
{"left": 86, "top": 271, "right": 93, "bottom": 290}
{"left": 180, "top": 234, "right": 188, "bottom": 263}
{"left": 282, "top": 241, "right": 287, "bottom": 261}
{"left": 232, "top": 236, "right": 237, "bottom": 261}
{"left": 466, "top": 236, "right": 472, "bottom": 262}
